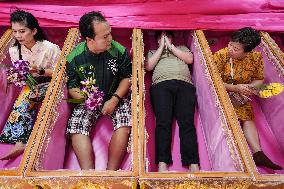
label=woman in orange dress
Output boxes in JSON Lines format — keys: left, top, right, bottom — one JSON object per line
{"left": 214, "top": 27, "right": 282, "bottom": 170}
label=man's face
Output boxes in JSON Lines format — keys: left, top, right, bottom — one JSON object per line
{"left": 87, "top": 22, "right": 112, "bottom": 53}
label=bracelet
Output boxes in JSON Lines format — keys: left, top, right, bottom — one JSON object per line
{"left": 112, "top": 93, "right": 122, "bottom": 101}
{"left": 169, "top": 44, "right": 173, "bottom": 51}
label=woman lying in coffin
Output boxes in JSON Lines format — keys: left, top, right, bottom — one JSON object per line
{"left": 0, "top": 10, "right": 60, "bottom": 160}
{"left": 145, "top": 30, "right": 199, "bottom": 172}
{"left": 213, "top": 27, "right": 282, "bottom": 170}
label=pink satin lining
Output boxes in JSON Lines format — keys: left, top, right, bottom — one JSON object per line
{"left": 0, "top": 29, "right": 283, "bottom": 174}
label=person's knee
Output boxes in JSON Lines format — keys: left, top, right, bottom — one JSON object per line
{"left": 243, "top": 120, "right": 255, "bottom": 127}
{"left": 70, "top": 133, "right": 88, "bottom": 142}
{"left": 115, "top": 126, "right": 131, "bottom": 136}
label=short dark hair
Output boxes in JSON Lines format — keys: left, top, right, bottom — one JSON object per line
{"left": 231, "top": 27, "right": 261, "bottom": 52}
{"left": 79, "top": 11, "right": 107, "bottom": 40}
{"left": 154, "top": 30, "right": 174, "bottom": 41}
{"left": 10, "top": 9, "right": 47, "bottom": 46}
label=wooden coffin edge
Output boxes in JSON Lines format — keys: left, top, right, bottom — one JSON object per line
{"left": 0, "top": 28, "right": 24, "bottom": 176}
{"left": 24, "top": 28, "right": 139, "bottom": 178}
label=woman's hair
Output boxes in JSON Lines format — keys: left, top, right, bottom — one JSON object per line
{"left": 154, "top": 30, "right": 174, "bottom": 41}
{"left": 10, "top": 9, "right": 47, "bottom": 46}
{"left": 79, "top": 11, "right": 107, "bottom": 40}
{"left": 231, "top": 27, "right": 261, "bottom": 52}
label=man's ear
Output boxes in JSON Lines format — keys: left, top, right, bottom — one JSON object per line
{"left": 86, "top": 37, "right": 95, "bottom": 42}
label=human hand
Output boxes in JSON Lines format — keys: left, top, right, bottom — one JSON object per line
{"left": 30, "top": 65, "right": 38, "bottom": 73}
{"left": 164, "top": 35, "right": 172, "bottom": 50}
{"left": 158, "top": 34, "right": 165, "bottom": 50}
{"left": 234, "top": 84, "right": 256, "bottom": 96}
{"left": 101, "top": 97, "right": 119, "bottom": 115}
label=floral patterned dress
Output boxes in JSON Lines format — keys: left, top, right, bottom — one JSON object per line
{"left": 213, "top": 48, "right": 264, "bottom": 121}
{"left": 0, "top": 40, "right": 60, "bottom": 144}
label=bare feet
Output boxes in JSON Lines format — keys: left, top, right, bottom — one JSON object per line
{"left": 0, "top": 142, "right": 25, "bottom": 160}
{"left": 189, "top": 164, "right": 200, "bottom": 172}
{"left": 158, "top": 162, "right": 168, "bottom": 172}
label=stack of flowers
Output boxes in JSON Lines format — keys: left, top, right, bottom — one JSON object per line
{"left": 258, "top": 83, "right": 284, "bottom": 98}
{"left": 67, "top": 77, "right": 104, "bottom": 111}
{"left": 6, "top": 60, "right": 37, "bottom": 89}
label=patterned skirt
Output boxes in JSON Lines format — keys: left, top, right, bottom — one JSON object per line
{"left": 0, "top": 86, "right": 39, "bottom": 144}
{"left": 234, "top": 102, "right": 254, "bottom": 121}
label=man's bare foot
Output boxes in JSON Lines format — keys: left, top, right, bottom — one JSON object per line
{"left": 158, "top": 162, "right": 168, "bottom": 172}
{"left": 189, "top": 164, "right": 199, "bottom": 172}
{"left": 0, "top": 142, "right": 25, "bottom": 160}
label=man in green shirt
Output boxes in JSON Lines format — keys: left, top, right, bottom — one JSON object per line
{"left": 66, "top": 11, "right": 132, "bottom": 170}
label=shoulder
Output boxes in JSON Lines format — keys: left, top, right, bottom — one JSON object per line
{"left": 251, "top": 51, "right": 262, "bottom": 59}
{"left": 67, "top": 42, "right": 86, "bottom": 63}
{"left": 41, "top": 40, "right": 60, "bottom": 51}
{"left": 9, "top": 45, "right": 18, "bottom": 55}
{"left": 215, "top": 47, "right": 228, "bottom": 56}
{"left": 107, "top": 40, "right": 126, "bottom": 58}
{"left": 249, "top": 51, "right": 263, "bottom": 64}
{"left": 214, "top": 48, "right": 228, "bottom": 60}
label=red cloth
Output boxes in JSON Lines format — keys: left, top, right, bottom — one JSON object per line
{"left": 0, "top": 0, "right": 284, "bottom": 30}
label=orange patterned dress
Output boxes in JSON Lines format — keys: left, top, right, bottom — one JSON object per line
{"left": 213, "top": 48, "right": 264, "bottom": 121}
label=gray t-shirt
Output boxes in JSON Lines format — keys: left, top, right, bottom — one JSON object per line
{"left": 148, "top": 45, "right": 192, "bottom": 85}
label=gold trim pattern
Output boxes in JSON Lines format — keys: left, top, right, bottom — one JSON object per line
{"left": 260, "top": 32, "right": 284, "bottom": 77}
{"left": 0, "top": 28, "right": 283, "bottom": 187}
{"left": 24, "top": 28, "right": 80, "bottom": 175}
{"left": 0, "top": 29, "right": 27, "bottom": 176}
{"left": 193, "top": 31, "right": 244, "bottom": 171}
{"left": 194, "top": 30, "right": 258, "bottom": 177}
{"left": 139, "top": 180, "right": 252, "bottom": 189}
{"left": 0, "top": 29, "right": 13, "bottom": 59}
{"left": 260, "top": 32, "right": 284, "bottom": 69}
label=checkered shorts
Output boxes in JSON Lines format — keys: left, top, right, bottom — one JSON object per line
{"left": 66, "top": 93, "right": 132, "bottom": 136}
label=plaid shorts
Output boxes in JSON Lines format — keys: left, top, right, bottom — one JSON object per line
{"left": 66, "top": 93, "right": 132, "bottom": 136}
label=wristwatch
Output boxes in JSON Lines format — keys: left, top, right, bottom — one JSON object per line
{"left": 112, "top": 93, "right": 122, "bottom": 101}
{"left": 38, "top": 67, "right": 45, "bottom": 75}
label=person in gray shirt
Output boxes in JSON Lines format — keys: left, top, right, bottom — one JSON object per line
{"left": 145, "top": 30, "right": 199, "bottom": 172}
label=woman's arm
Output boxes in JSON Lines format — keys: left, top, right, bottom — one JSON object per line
{"left": 164, "top": 36, "right": 193, "bottom": 64}
{"left": 145, "top": 35, "right": 165, "bottom": 71}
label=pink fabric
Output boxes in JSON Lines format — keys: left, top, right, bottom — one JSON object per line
{"left": 191, "top": 39, "right": 239, "bottom": 171}
{"left": 1, "top": 1, "right": 284, "bottom": 31}
{"left": 0, "top": 55, "right": 22, "bottom": 169}
{"left": 40, "top": 87, "right": 71, "bottom": 170}
{"left": 0, "top": 144, "right": 22, "bottom": 169}
{"left": 207, "top": 31, "right": 284, "bottom": 173}
{"left": 41, "top": 28, "right": 133, "bottom": 170}
{"left": 63, "top": 116, "right": 131, "bottom": 170}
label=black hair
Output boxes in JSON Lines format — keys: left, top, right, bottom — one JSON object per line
{"left": 10, "top": 9, "right": 47, "bottom": 46}
{"left": 79, "top": 11, "right": 107, "bottom": 40}
{"left": 231, "top": 27, "right": 261, "bottom": 52}
{"left": 154, "top": 30, "right": 174, "bottom": 41}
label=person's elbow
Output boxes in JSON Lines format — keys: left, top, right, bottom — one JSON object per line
{"left": 184, "top": 54, "right": 194, "bottom": 64}
{"left": 145, "top": 61, "right": 154, "bottom": 71}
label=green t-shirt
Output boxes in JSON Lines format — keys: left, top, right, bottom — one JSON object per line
{"left": 66, "top": 40, "right": 132, "bottom": 101}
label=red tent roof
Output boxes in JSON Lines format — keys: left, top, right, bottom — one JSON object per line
{"left": 0, "top": 0, "right": 284, "bottom": 31}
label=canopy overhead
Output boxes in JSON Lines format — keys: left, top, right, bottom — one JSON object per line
{"left": 0, "top": 0, "right": 284, "bottom": 31}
